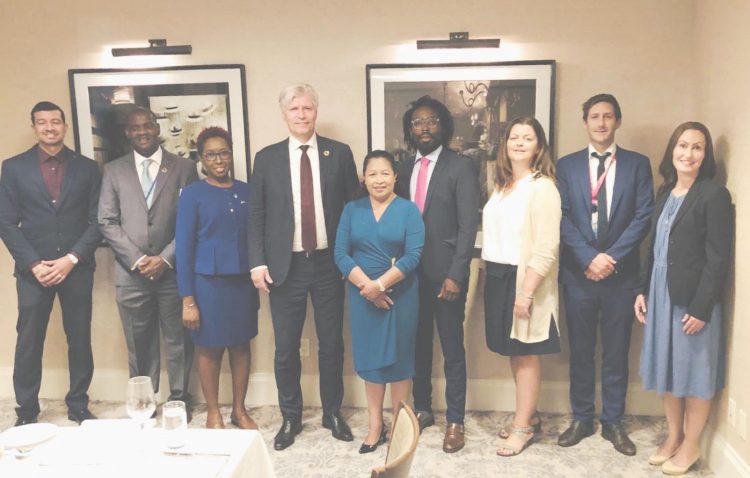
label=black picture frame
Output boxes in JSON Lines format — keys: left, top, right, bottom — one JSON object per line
{"left": 68, "top": 64, "right": 250, "bottom": 180}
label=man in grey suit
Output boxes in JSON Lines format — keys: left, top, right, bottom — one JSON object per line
{"left": 98, "top": 107, "right": 197, "bottom": 414}
{"left": 395, "top": 96, "right": 479, "bottom": 453}
{"left": 248, "top": 84, "right": 360, "bottom": 450}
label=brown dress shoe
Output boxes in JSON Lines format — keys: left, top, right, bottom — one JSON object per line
{"left": 230, "top": 413, "right": 258, "bottom": 430}
{"left": 443, "top": 423, "right": 465, "bottom": 453}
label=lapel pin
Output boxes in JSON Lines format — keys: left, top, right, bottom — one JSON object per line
{"left": 323, "top": 150, "right": 330, "bottom": 157}
{"left": 161, "top": 167, "right": 168, "bottom": 173}
{"left": 233, "top": 193, "right": 238, "bottom": 199}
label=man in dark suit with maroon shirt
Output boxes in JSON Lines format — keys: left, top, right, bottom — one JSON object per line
{"left": 0, "top": 101, "right": 102, "bottom": 426}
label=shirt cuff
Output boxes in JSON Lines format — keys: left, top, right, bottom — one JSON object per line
{"left": 161, "top": 257, "right": 173, "bottom": 269}
{"left": 250, "top": 265, "right": 268, "bottom": 273}
{"left": 131, "top": 255, "right": 147, "bottom": 271}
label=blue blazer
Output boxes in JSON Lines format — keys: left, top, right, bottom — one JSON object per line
{"left": 176, "top": 180, "right": 252, "bottom": 297}
{"left": 0, "top": 145, "right": 101, "bottom": 273}
{"left": 557, "top": 146, "right": 654, "bottom": 287}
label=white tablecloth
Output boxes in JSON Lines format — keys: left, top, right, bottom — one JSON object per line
{"left": 0, "top": 419, "right": 275, "bottom": 478}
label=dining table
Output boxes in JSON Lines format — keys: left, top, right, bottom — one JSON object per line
{"left": 0, "top": 419, "right": 276, "bottom": 477}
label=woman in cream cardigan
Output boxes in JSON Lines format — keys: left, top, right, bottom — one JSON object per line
{"left": 482, "top": 116, "right": 561, "bottom": 456}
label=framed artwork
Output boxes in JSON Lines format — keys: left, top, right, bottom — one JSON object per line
{"left": 366, "top": 60, "right": 556, "bottom": 248}
{"left": 68, "top": 64, "right": 250, "bottom": 180}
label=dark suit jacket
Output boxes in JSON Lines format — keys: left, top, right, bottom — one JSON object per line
{"left": 98, "top": 148, "right": 198, "bottom": 285}
{"left": 557, "top": 146, "right": 654, "bottom": 287}
{"left": 247, "top": 135, "right": 360, "bottom": 286}
{"left": 395, "top": 148, "right": 479, "bottom": 285}
{"left": 0, "top": 145, "right": 101, "bottom": 274}
{"left": 640, "top": 178, "right": 731, "bottom": 322}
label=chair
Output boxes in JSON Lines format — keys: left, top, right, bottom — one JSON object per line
{"left": 370, "top": 401, "right": 420, "bottom": 478}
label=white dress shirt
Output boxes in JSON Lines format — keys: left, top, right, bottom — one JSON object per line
{"left": 481, "top": 174, "right": 533, "bottom": 265}
{"left": 588, "top": 143, "right": 617, "bottom": 233}
{"left": 289, "top": 134, "right": 328, "bottom": 251}
{"left": 131, "top": 147, "right": 171, "bottom": 269}
{"left": 408, "top": 145, "right": 443, "bottom": 200}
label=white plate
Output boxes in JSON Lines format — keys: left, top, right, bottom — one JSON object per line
{"left": 0, "top": 423, "right": 58, "bottom": 450}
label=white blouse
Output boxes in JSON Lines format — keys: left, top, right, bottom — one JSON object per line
{"left": 481, "top": 174, "right": 534, "bottom": 265}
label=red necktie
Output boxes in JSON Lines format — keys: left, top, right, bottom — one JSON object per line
{"left": 299, "top": 145, "right": 317, "bottom": 254}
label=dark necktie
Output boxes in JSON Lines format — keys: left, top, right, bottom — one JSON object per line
{"left": 299, "top": 145, "right": 317, "bottom": 254}
{"left": 593, "top": 151, "right": 611, "bottom": 249}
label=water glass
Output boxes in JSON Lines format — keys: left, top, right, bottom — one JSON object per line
{"left": 126, "top": 376, "right": 156, "bottom": 430}
{"left": 162, "top": 400, "right": 188, "bottom": 449}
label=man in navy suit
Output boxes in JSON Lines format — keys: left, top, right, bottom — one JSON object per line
{"left": 0, "top": 102, "right": 101, "bottom": 426}
{"left": 248, "top": 84, "right": 360, "bottom": 450}
{"left": 556, "top": 94, "right": 653, "bottom": 455}
{"left": 395, "top": 96, "right": 479, "bottom": 453}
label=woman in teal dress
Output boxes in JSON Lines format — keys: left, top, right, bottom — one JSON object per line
{"left": 334, "top": 150, "right": 424, "bottom": 453}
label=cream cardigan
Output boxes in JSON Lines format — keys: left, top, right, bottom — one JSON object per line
{"left": 509, "top": 176, "right": 561, "bottom": 343}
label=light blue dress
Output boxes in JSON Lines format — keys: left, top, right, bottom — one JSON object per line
{"left": 334, "top": 196, "right": 424, "bottom": 383}
{"left": 639, "top": 193, "right": 724, "bottom": 400}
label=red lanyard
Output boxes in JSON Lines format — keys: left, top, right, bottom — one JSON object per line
{"left": 590, "top": 153, "right": 616, "bottom": 205}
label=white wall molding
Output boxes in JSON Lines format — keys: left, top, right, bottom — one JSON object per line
{"left": 707, "top": 432, "right": 750, "bottom": 478}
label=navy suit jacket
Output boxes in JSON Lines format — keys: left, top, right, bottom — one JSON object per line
{"left": 247, "top": 135, "right": 360, "bottom": 286}
{"left": 395, "top": 148, "right": 479, "bottom": 285}
{"left": 557, "top": 146, "right": 654, "bottom": 287}
{"left": 0, "top": 145, "right": 101, "bottom": 274}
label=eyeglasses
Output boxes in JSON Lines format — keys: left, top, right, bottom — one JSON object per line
{"left": 202, "top": 150, "right": 232, "bottom": 162}
{"left": 410, "top": 117, "right": 440, "bottom": 129}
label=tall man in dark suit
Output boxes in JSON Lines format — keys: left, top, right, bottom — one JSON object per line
{"left": 395, "top": 96, "right": 479, "bottom": 453}
{"left": 248, "top": 84, "right": 360, "bottom": 450}
{"left": 98, "top": 107, "right": 197, "bottom": 415}
{"left": 0, "top": 101, "right": 101, "bottom": 426}
{"left": 556, "top": 94, "right": 654, "bottom": 455}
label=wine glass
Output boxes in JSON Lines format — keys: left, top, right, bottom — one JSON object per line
{"left": 126, "top": 376, "right": 156, "bottom": 430}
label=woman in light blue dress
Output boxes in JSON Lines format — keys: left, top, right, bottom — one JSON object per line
{"left": 635, "top": 122, "right": 731, "bottom": 475}
{"left": 334, "top": 150, "right": 424, "bottom": 453}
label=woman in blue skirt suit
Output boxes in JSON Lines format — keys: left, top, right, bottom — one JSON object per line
{"left": 635, "top": 122, "right": 731, "bottom": 475}
{"left": 334, "top": 150, "right": 424, "bottom": 453}
{"left": 176, "top": 127, "right": 259, "bottom": 429}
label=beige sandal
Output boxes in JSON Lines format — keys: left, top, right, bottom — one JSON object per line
{"left": 496, "top": 425, "right": 535, "bottom": 457}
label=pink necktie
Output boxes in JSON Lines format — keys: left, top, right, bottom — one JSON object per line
{"left": 414, "top": 157, "right": 430, "bottom": 214}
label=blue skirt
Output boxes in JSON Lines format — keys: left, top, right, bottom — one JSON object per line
{"left": 190, "top": 274, "right": 259, "bottom": 348}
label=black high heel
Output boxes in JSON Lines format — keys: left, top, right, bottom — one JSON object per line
{"left": 359, "top": 426, "right": 388, "bottom": 454}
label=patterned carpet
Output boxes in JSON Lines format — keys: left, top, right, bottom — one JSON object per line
{"left": 0, "top": 399, "right": 715, "bottom": 477}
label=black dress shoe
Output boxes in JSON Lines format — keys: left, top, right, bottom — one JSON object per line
{"left": 601, "top": 422, "right": 636, "bottom": 456}
{"left": 558, "top": 419, "right": 595, "bottom": 447}
{"left": 68, "top": 408, "right": 97, "bottom": 425}
{"left": 322, "top": 411, "right": 353, "bottom": 441}
{"left": 14, "top": 416, "right": 38, "bottom": 427}
{"left": 359, "top": 426, "right": 388, "bottom": 454}
{"left": 415, "top": 410, "right": 435, "bottom": 432}
{"left": 274, "top": 418, "right": 302, "bottom": 451}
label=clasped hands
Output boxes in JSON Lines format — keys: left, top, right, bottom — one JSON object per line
{"left": 359, "top": 279, "right": 393, "bottom": 310}
{"left": 138, "top": 256, "right": 168, "bottom": 280}
{"left": 585, "top": 253, "right": 616, "bottom": 281}
{"left": 32, "top": 256, "right": 75, "bottom": 287}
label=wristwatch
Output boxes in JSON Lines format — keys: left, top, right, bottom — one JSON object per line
{"left": 67, "top": 253, "right": 79, "bottom": 265}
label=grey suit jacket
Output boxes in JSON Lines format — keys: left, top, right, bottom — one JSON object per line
{"left": 396, "top": 148, "right": 479, "bottom": 285}
{"left": 98, "top": 148, "right": 198, "bottom": 285}
{"left": 247, "top": 135, "right": 360, "bottom": 286}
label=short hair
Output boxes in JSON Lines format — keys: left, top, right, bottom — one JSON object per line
{"left": 582, "top": 93, "right": 622, "bottom": 121}
{"left": 362, "top": 149, "right": 397, "bottom": 176}
{"left": 126, "top": 106, "right": 157, "bottom": 123}
{"left": 279, "top": 83, "right": 319, "bottom": 110}
{"left": 402, "top": 95, "right": 454, "bottom": 149}
{"left": 31, "top": 101, "right": 65, "bottom": 124}
{"left": 657, "top": 121, "right": 716, "bottom": 195}
{"left": 196, "top": 126, "right": 233, "bottom": 155}
{"left": 495, "top": 116, "right": 555, "bottom": 189}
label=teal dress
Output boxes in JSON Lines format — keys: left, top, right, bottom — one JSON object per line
{"left": 334, "top": 196, "right": 424, "bottom": 383}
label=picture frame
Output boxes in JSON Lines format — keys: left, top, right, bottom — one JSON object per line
{"left": 366, "top": 61, "right": 556, "bottom": 249}
{"left": 68, "top": 64, "right": 250, "bottom": 180}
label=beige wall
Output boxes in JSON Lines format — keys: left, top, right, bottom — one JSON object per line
{"left": 0, "top": 0, "right": 704, "bottom": 414}
{"left": 695, "top": 0, "right": 750, "bottom": 466}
